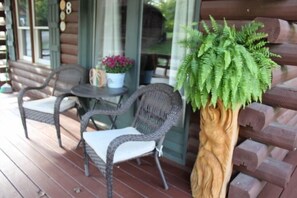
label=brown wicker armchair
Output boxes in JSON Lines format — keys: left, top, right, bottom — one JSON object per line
{"left": 81, "top": 83, "right": 183, "bottom": 198}
{"left": 18, "top": 64, "right": 86, "bottom": 147}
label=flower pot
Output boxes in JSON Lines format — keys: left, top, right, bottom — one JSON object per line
{"left": 140, "top": 70, "right": 154, "bottom": 85}
{"left": 106, "top": 73, "right": 125, "bottom": 88}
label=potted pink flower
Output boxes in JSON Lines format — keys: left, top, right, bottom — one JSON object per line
{"left": 102, "top": 55, "right": 134, "bottom": 88}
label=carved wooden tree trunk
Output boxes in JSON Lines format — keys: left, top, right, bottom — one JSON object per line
{"left": 191, "top": 100, "right": 240, "bottom": 198}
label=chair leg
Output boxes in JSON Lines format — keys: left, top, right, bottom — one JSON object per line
{"left": 84, "top": 154, "right": 90, "bottom": 176}
{"left": 83, "top": 142, "right": 90, "bottom": 176}
{"left": 20, "top": 112, "right": 29, "bottom": 139}
{"left": 55, "top": 123, "right": 62, "bottom": 147}
{"left": 154, "top": 153, "right": 169, "bottom": 190}
{"left": 54, "top": 113, "right": 62, "bottom": 147}
{"left": 106, "top": 164, "right": 114, "bottom": 198}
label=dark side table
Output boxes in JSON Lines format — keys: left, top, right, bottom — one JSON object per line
{"left": 71, "top": 84, "right": 128, "bottom": 130}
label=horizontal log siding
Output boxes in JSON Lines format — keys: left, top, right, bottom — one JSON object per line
{"left": 270, "top": 44, "right": 297, "bottom": 66}
{"left": 61, "top": 44, "right": 78, "bottom": 56}
{"left": 255, "top": 17, "right": 297, "bottom": 44}
{"left": 60, "top": 0, "right": 79, "bottom": 64}
{"left": 201, "top": 0, "right": 297, "bottom": 21}
{"left": 9, "top": 61, "right": 53, "bottom": 98}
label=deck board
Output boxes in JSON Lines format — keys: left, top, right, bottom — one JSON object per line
{"left": 0, "top": 170, "right": 22, "bottom": 198}
{"left": 0, "top": 149, "right": 38, "bottom": 198}
{"left": 0, "top": 93, "right": 192, "bottom": 198}
{"left": 0, "top": 138, "right": 72, "bottom": 197}
{"left": 3, "top": 92, "right": 297, "bottom": 197}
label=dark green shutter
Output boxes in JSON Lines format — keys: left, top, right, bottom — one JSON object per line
{"left": 79, "top": 0, "right": 95, "bottom": 68}
{"left": 48, "top": 0, "right": 60, "bottom": 69}
{"left": 4, "top": 0, "right": 15, "bottom": 61}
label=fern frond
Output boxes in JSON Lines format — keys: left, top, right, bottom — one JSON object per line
{"left": 200, "top": 87, "right": 209, "bottom": 107}
{"left": 175, "top": 16, "right": 279, "bottom": 110}
{"left": 214, "top": 59, "right": 224, "bottom": 89}
{"left": 201, "top": 20, "right": 210, "bottom": 34}
{"left": 237, "top": 45, "right": 258, "bottom": 76}
{"left": 210, "top": 15, "right": 219, "bottom": 33}
{"left": 210, "top": 87, "right": 218, "bottom": 107}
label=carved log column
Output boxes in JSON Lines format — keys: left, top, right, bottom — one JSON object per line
{"left": 191, "top": 100, "right": 240, "bottom": 198}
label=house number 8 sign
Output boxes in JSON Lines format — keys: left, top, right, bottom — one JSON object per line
{"left": 65, "top": 2, "right": 72, "bottom": 15}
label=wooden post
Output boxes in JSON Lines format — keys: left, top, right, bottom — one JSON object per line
{"left": 191, "top": 100, "right": 240, "bottom": 198}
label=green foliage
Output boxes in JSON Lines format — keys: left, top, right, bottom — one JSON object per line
{"left": 34, "top": 0, "right": 48, "bottom": 26}
{"left": 147, "top": 0, "right": 176, "bottom": 32}
{"left": 175, "top": 16, "right": 279, "bottom": 111}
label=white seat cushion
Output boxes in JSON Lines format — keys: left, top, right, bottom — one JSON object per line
{"left": 23, "top": 96, "right": 76, "bottom": 114}
{"left": 83, "top": 127, "right": 156, "bottom": 163}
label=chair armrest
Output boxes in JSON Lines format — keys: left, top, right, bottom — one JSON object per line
{"left": 80, "top": 94, "right": 138, "bottom": 132}
{"left": 54, "top": 92, "right": 77, "bottom": 114}
{"left": 18, "top": 85, "right": 48, "bottom": 106}
{"left": 18, "top": 67, "right": 59, "bottom": 104}
{"left": 80, "top": 107, "right": 127, "bottom": 133}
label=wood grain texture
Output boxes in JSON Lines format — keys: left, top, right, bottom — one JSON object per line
{"left": 191, "top": 100, "right": 240, "bottom": 198}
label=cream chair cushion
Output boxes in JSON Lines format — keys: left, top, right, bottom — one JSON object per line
{"left": 23, "top": 96, "right": 76, "bottom": 114}
{"left": 83, "top": 127, "right": 156, "bottom": 163}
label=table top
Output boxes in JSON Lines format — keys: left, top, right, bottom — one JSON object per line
{"left": 71, "top": 84, "right": 128, "bottom": 99}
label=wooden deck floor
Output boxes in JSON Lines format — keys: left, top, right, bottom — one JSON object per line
{"left": 0, "top": 93, "right": 192, "bottom": 198}
{"left": 3, "top": 92, "right": 297, "bottom": 198}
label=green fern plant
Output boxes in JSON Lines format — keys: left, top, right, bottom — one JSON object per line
{"left": 175, "top": 16, "right": 279, "bottom": 111}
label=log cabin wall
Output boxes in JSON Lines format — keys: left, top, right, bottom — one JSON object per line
{"left": 60, "top": 0, "right": 79, "bottom": 64}
{"left": 10, "top": 61, "right": 52, "bottom": 98}
{"left": 186, "top": 0, "right": 297, "bottom": 197}
{"left": 0, "top": 0, "right": 7, "bottom": 87}
{"left": 10, "top": 0, "right": 79, "bottom": 97}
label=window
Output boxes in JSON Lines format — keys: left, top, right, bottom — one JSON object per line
{"left": 16, "top": 0, "right": 50, "bottom": 65}
{"left": 140, "top": 0, "right": 197, "bottom": 86}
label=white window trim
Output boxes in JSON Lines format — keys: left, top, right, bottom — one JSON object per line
{"left": 33, "top": 27, "right": 50, "bottom": 65}
{"left": 17, "top": 27, "right": 32, "bottom": 62}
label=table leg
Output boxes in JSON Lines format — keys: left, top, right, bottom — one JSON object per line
{"left": 108, "top": 95, "right": 125, "bottom": 129}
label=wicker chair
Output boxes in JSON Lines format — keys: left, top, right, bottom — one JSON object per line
{"left": 81, "top": 83, "right": 183, "bottom": 198}
{"left": 18, "top": 64, "right": 86, "bottom": 147}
